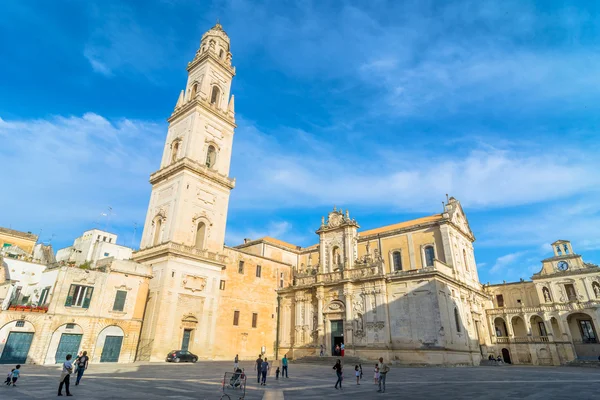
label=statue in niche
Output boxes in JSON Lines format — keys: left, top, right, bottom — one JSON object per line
{"left": 543, "top": 287, "right": 551, "bottom": 302}
{"left": 366, "top": 241, "right": 371, "bottom": 255}
{"left": 594, "top": 284, "right": 600, "bottom": 298}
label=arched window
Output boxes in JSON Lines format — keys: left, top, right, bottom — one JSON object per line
{"left": 191, "top": 84, "right": 198, "bottom": 98}
{"left": 462, "top": 249, "right": 469, "bottom": 272}
{"left": 563, "top": 244, "right": 570, "bottom": 254}
{"left": 195, "top": 222, "right": 206, "bottom": 250}
{"left": 392, "top": 251, "right": 402, "bottom": 272}
{"left": 424, "top": 246, "right": 435, "bottom": 267}
{"left": 206, "top": 145, "right": 217, "bottom": 168}
{"left": 219, "top": 49, "right": 224, "bottom": 58}
{"left": 210, "top": 86, "right": 220, "bottom": 105}
{"left": 556, "top": 246, "right": 562, "bottom": 256}
{"left": 171, "top": 141, "right": 180, "bottom": 163}
{"left": 454, "top": 307, "right": 461, "bottom": 333}
{"left": 153, "top": 218, "right": 162, "bottom": 246}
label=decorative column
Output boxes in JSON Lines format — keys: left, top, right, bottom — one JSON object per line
{"left": 316, "top": 289, "right": 324, "bottom": 349}
{"left": 344, "top": 287, "right": 353, "bottom": 347}
{"left": 580, "top": 277, "right": 592, "bottom": 301}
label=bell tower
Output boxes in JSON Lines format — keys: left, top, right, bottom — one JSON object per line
{"left": 133, "top": 22, "right": 236, "bottom": 362}
{"left": 139, "top": 21, "right": 236, "bottom": 253}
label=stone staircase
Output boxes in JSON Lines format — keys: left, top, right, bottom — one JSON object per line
{"left": 293, "top": 355, "right": 369, "bottom": 366}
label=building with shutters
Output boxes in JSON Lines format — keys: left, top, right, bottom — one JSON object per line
{"left": 0, "top": 256, "right": 151, "bottom": 365}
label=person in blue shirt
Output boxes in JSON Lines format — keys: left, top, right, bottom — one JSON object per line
{"left": 10, "top": 365, "right": 20, "bottom": 386}
{"left": 281, "top": 354, "right": 288, "bottom": 378}
{"left": 260, "top": 357, "right": 270, "bottom": 386}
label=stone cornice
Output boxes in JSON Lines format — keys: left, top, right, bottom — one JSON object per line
{"left": 225, "top": 246, "right": 294, "bottom": 266}
{"left": 132, "top": 241, "right": 227, "bottom": 268}
{"left": 187, "top": 51, "right": 236, "bottom": 77}
{"left": 532, "top": 266, "right": 600, "bottom": 281}
{"left": 359, "top": 220, "right": 445, "bottom": 241}
{"left": 168, "top": 98, "right": 236, "bottom": 127}
{"left": 149, "top": 157, "right": 235, "bottom": 190}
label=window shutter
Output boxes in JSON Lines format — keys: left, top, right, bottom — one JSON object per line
{"left": 113, "top": 290, "right": 127, "bottom": 311}
{"left": 65, "top": 284, "right": 76, "bottom": 307}
{"left": 82, "top": 287, "right": 94, "bottom": 309}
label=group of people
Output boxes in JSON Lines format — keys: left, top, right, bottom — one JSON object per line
{"left": 57, "top": 350, "right": 90, "bottom": 396}
{"left": 249, "top": 353, "right": 289, "bottom": 386}
{"left": 487, "top": 354, "right": 504, "bottom": 364}
{"left": 333, "top": 357, "right": 389, "bottom": 393}
{"left": 333, "top": 343, "right": 345, "bottom": 356}
{"left": 3, "top": 351, "right": 88, "bottom": 396}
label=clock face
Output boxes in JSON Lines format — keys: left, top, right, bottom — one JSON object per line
{"left": 557, "top": 261, "right": 569, "bottom": 271}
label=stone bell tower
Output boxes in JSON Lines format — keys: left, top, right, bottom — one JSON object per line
{"left": 133, "top": 22, "right": 236, "bottom": 361}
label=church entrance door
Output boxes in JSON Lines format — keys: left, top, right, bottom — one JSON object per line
{"left": 330, "top": 320, "right": 343, "bottom": 356}
{"left": 501, "top": 348, "right": 512, "bottom": 364}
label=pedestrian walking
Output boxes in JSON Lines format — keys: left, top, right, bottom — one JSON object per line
{"left": 275, "top": 367, "right": 280, "bottom": 380}
{"left": 234, "top": 354, "right": 239, "bottom": 371}
{"left": 281, "top": 354, "right": 288, "bottom": 378}
{"left": 255, "top": 354, "right": 263, "bottom": 383}
{"left": 4, "top": 368, "right": 14, "bottom": 385}
{"left": 333, "top": 359, "right": 343, "bottom": 390}
{"left": 58, "top": 354, "right": 74, "bottom": 396}
{"left": 319, "top": 345, "right": 324, "bottom": 357}
{"left": 355, "top": 365, "right": 360, "bottom": 385}
{"left": 75, "top": 350, "right": 89, "bottom": 385}
{"left": 260, "top": 357, "right": 270, "bottom": 386}
{"left": 359, "top": 364, "right": 363, "bottom": 380}
{"left": 377, "top": 357, "right": 389, "bottom": 393}
{"left": 373, "top": 364, "right": 379, "bottom": 384}
{"left": 341, "top": 343, "right": 345, "bottom": 357}
{"left": 9, "top": 365, "right": 20, "bottom": 386}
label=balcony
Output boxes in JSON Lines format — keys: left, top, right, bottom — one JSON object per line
{"left": 496, "top": 336, "right": 550, "bottom": 344}
{"left": 7, "top": 305, "right": 48, "bottom": 313}
{"left": 133, "top": 241, "right": 228, "bottom": 265}
{"left": 486, "top": 300, "right": 600, "bottom": 316}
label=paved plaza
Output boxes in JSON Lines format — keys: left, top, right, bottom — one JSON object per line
{"left": 2, "top": 361, "right": 600, "bottom": 399}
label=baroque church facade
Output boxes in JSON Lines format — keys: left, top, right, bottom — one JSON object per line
{"left": 130, "top": 23, "right": 600, "bottom": 366}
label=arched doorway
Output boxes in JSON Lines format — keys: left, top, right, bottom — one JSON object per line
{"left": 493, "top": 317, "right": 508, "bottom": 337}
{"left": 501, "top": 348, "right": 512, "bottom": 364}
{"left": 46, "top": 323, "right": 83, "bottom": 364}
{"left": 530, "top": 315, "right": 548, "bottom": 337}
{"left": 323, "top": 300, "right": 345, "bottom": 356}
{"left": 0, "top": 320, "right": 35, "bottom": 364}
{"left": 567, "top": 312, "right": 599, "bottom": 359}
{"left": 511, "top": 316, "right": 527, "bottom": 337}
{"left": 95, "top": 325, "right": 125, "bottom": 363}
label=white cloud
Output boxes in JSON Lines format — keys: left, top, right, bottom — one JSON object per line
{"left": 0, "top": 113, "right": 164, "bottom": 247}
{"left": 230, "top": 118, "right": 600, "bottom": 212}
{"left": 490, "top": 251, "right": 528, "bottom": 274}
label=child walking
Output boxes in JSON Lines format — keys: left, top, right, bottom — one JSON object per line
{"left": 275, "top": 367, "right": 280, "bottom": 380}
{"left": 373, "top": 364, "right": 379, "bottom": 384}
{"left": 10, "top": 365, "right": 20, "bottom": 386}
{"left": 355, "top": 365, "right": 360, "bottom": 385}
{"left": 4, "top": 369, "right": 14, "bottom": 385}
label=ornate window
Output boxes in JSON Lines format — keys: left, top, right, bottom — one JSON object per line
{"left": 210, "top": 86, "right": 220, "bottom": 105}
{"left": 219, "top": 49, "right": 224, "bottom": 59}
{"left": 206, "top": 145, "right": 217, "bottom": 168}
{"left": 191, "top": 83, "right": 198, "bottom": 98}
{"left": 195, "top": 222, "right": 206, "bottom": 250}
{"left": 454, "top": 307, "right": 461, "bottom": 333}
{"left": 392, "top": 251, "right": 402, "bottom": 271}
{"left": 424, "top": 245, "right": 435, "bottom": 267}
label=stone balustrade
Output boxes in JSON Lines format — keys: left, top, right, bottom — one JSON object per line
{"left": 496, "top": 336, "right": 550, "bottom": 344}
{"left": 486, "top": 300, "right": 600, "bottom": 316}
{"left": 133, "top": 241, "right": 228, "bottom": 264}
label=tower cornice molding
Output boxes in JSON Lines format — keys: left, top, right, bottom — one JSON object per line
{"left": 149, "top": 157, "right": 236, "bottom": 190}
{"left": 169, "top": 98, "right": 236, "bottom": 127}
{"left": 187, "top": 51, "right": 236, "bottom": 76}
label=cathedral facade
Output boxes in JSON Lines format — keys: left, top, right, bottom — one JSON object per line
{"left": 130, "top": 22, "right": 600, "bottom": 366}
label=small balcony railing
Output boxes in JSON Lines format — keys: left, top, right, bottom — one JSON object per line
{"left": 496, "top": 336, "right": 550, "bottom": 344}
{"left": 7, "top": 304, "right": 49, "bottom": 313}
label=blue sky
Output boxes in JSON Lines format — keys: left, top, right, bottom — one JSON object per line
{"left": 1, "top": 0, "right": 599, "bottom": 284}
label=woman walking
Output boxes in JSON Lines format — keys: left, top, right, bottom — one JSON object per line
{"left": 333, "top": 359, "right": 343, "bottom": 390}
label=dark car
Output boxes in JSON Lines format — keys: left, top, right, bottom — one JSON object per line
{"left": 166, "top": 350, "right": 198, "bottom": 363}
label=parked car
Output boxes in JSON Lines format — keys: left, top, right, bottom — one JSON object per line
{"left": 166, "top": 350, "right": 198, "bottom": 363}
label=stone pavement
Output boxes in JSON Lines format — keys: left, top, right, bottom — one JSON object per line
{"left": 2, "top": 361, "right": 600, "bottom": 399}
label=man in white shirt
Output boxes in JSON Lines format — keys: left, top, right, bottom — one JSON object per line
{"left": 58, "top": 354, "right": 73, "bottom": 396}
